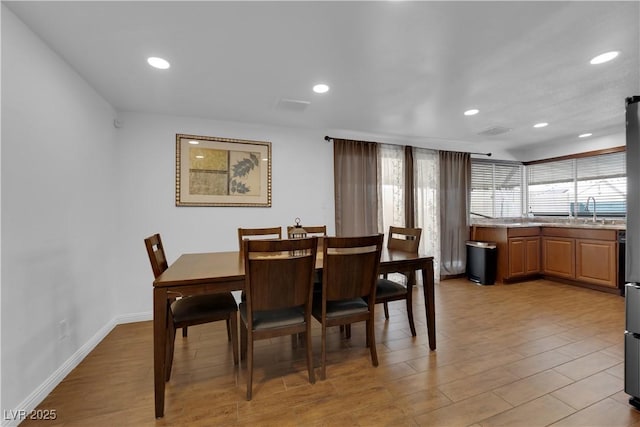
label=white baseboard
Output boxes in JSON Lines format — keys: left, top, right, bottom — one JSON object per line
{"left": 1, "top": 312, "right": 152, "bottom": 427}
{"left": 116, "top": 311, "right": 153, "bottom": 324}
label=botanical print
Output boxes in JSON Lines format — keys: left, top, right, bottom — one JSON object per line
{"left": 229, "top": 151, "right": 260, "bottom": 195}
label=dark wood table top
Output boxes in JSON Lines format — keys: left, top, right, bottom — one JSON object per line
{"left": 154, "top": 249, "right": 435, "bottom": 288}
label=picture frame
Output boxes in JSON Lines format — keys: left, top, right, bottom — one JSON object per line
{"left": 176, "top": 134, "right": 272, "bottom": 207}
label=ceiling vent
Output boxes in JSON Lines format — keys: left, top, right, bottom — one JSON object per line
{"left": 276, "top": 98, "right": 311, "bottom": 112}
{"left": 478, "top": 126, "right": 512, "bottom": 136}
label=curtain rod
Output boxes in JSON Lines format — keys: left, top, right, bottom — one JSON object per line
{"left": 323, "top": 135, "right": 491, "bottom": 157}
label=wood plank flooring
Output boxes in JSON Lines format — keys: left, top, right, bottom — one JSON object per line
{"left": 21, "top": 278, "right": 640, "bottom": 426}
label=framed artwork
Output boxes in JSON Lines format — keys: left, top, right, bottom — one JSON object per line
{"left": 176, "top": 134, "right": 272, "bottom": 207}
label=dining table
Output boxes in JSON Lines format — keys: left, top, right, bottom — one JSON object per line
{"left": 152, "top": 247, "right": 435, "bottom": 418}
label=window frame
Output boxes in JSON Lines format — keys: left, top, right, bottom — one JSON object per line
{"left": 470, "top": 147, "right": 626, "bottom": 220}
{"left": 524, "top": 147, "right": 626, "bottom": 218}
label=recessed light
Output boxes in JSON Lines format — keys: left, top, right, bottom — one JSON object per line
{"left": 464, "top": 109, "right": 479, "bottom": 116}
{"left": 533, "top": 122, "right": 548, "bottom": 128}
{"left": 147, "top": 56, "right": 170, "bottom": 69}
{"left": 590, "top": 51, "right": 619, "bottom": 65}
{"left": 313, "top": 84, "right": 330, "bottom": 94}
{"left": 579, "top": 133, "right": 593, "bottom": 138}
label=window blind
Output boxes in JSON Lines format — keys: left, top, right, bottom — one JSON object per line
{"left": 471, "top": 159, "right": 523, "bottom": 218}
{"left": 527, "top": 151, "right": 626, "bottom": 216}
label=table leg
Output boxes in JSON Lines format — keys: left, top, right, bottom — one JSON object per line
{"left": 153, "top": 288, "right": 168, "bottom": 418}
{"left": 421, "top": 260, "right": 436, "bottom": 350}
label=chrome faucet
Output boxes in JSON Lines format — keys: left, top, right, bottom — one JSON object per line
{"left": 586, "top": 196, "right": 597, "bottom": 222}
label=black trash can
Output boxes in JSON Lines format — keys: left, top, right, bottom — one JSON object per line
{"left": 466, "top": 241, "right": 497, "bottom": 285}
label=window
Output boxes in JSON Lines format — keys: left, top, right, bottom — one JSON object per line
{"left": 527, "top": 151, "right": 626, "bottom": 217}
{"left": 470, "top": 159, "right": 523, "bottom": 218}
{"left": 471, "top": 150, "right": 626, "bottom": 219}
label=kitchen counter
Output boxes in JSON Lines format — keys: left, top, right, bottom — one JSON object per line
{"left": 470, "top": 219, "right": 624, "bottom": 294}
{"left": 471, "top": 219, "right": 625, "bottom": 231}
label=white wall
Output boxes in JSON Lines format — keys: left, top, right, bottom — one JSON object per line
{"left": 114, "top": 112, "right": 335, "bottom": 316}
{"left": 509, "top": 129, "right": 626, "bottom": 162}
{"left": 1, "top": 5, "right": 118, "bottom": 418}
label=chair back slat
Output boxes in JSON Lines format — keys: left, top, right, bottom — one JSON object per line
{"left": 238, "top": 227, "right": 283, "bottom": 253}
{"left": 387, "top": 226, "right": 422, "bottom": 253}
{"left": 244, "top": 238, "right": 317, "bottom": 312}
{"left": 144, "top": 233, "right": 168, "bottom": 278}
{"left": 287, "top": 225, "right": 327, "bottom": 252}
{"left": 322, "top": 235, "right": 384, "bottom": 301}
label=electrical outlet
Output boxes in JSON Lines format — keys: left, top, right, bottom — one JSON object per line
{"left": 59, "top": 319, "right": 69, "bottom": 340}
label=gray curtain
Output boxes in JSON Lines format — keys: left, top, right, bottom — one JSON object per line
{"left": 334, "top": 139, "right": 378, "bottom": 236}
{"left": 404, "top": 145, "right": 415, "bottom": 228}
{"left": 439, "top": 151, "right": 470, "bottom": 276}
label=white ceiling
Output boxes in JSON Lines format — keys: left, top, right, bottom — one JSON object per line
{"left": 5, "top": 1, "right": 640, "bottom": 156}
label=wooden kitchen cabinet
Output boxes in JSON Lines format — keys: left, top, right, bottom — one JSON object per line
{"left": 541, "top": 227, "right": 619, "bottom": 291}
{"left": 576, "top": 239, "right": 617, "bottom": 287}
{"left": 508, "top": 237, "right": 540, "bottom": 278}
{"left": 471, "top": 224, "right": 621, "bottom": 292}
{"left": 542, "top": 236, "right": 575, "bottom": 279}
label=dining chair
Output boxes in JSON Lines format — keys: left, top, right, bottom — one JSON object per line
{"left": 237, "top": 226, "right": 282, "bottom": 253}
{"left": 287, "top": 224, "right": 327, "bottom": 346}
{"left": 144, "top": 233, "right": 239, "bottom": 381}
{"left": 375, "top": 226, "right": 422, "bottom": 337}
{"left": 240, "top": 237, "right": 318, "bottom": 400}
{"left": 312, "top": 234, "right": 384, "bottom": 380}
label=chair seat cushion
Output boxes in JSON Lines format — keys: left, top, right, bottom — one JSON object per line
{"left": 239, "top": 304, "right": 305, "bottom": 330}
{"left": 312, "top": 297, "right": 368, "bottom": 319}
{"left": 171, "top": 293, "right": 237, "bottom": 324}
{"left": 376, "top": 278, "right": 407, "bottom": 298}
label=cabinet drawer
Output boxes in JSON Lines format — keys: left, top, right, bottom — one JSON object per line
{"left": 542, "top": 227, "right": 617, "bottom": 241}
{"left": 508, "top": 227, "right": 540, "bottom": 238}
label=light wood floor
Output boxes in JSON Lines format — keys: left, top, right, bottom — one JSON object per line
{"left": 22, "top": 278, "right": 640, "bottom": 426}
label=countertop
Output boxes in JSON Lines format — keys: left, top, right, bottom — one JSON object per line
{"left": 471, "top": 219, "right": 626, "bottom": 231}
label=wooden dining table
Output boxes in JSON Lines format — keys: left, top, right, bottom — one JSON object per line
{"left": 152, "top": 248, "right": 435, "bottom": 418}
